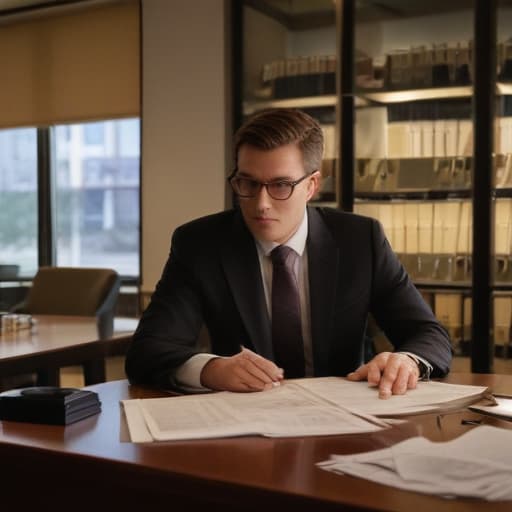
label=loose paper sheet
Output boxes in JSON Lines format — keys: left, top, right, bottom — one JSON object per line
{"left": 318, "top": 425, "right": 512, "bottom": 501}
{"left": 469, "top": 396, "right": 512, "bottom": 420}
{"left": 121, "top": 377, "right": 487, "bottom": 443}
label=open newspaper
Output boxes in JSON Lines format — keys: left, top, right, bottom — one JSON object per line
{"left": 121, "top": 377, "right": 488, "bottom": 443}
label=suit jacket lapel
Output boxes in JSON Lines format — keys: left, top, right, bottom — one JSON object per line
{"left": 307, "top": 207, "right": 339, "bottom": 375}
{"left": 221, "top": 212, "right": 273, "bottom": 359}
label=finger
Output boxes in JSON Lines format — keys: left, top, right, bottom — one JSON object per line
{"left": 378, "top": 356, "right": 402, "bottom": 399}
{"left": 240, "top": 358, "right": 280, "bottom": 387}
{"left": 240, "top": 348, "right": 283, "bottom": 381}
{"left": 390, "top": 364, "right": 413, "bottom": 395}
{"left": 346, "top": 364, "right": 367, "bottom": 381}
{"left": 407, "top": 367, "right": 419, "bottom": 390}
{"left": 366, "top": 361, "right": 384, "bottom": 387}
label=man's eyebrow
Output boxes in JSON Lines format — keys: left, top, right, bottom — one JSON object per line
{"left": 236, "top": 171, "right": 294, "bottom": 182}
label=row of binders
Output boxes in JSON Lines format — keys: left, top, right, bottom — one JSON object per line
{"left": 432, "top": 292, "right": 512, "bottom": 348}
{"left": 355, "top": 199, "right": 512, "bottom": 282}
{"left": 356, "top": 107, "right": 512, "bottom": 159}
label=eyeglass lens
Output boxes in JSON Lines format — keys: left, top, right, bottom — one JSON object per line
{"left": 233, "top": 178, "right": 293, "bottom": 199}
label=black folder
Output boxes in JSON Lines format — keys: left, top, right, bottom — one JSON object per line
{"left": 0, "top": 386, "right": 101, "bottom": 425}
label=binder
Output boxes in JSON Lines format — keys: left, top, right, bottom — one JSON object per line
{"left": 404, "top": 203, "right": 419, "bottom": 254}
{"left": 391, "top": 203, "right": 406, "bottom": 253}
{"left": 494, "top": 296, "right": 512, "bottom": 347}
{"left": 388, "top": 122, "right": 411, "bottom": 158}
{"left": 355, "top": 107, "right": 387, "bottom": 159}
{"left": 457, "top": 119, "right": 473, "bottom": 157}
{"left": 434, "top": 293, "right": 462, "bottom": 343}
{"left": 433, "top": 119, "right": 446, "bottom": 157}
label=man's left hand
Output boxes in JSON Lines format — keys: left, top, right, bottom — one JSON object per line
{"left": 346, "top": 352, "right": 420, "bottom": 399}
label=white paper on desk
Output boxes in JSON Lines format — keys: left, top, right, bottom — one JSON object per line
{"left": 469, "top": 397, "right": 512, "bottom": 419}
{"left": 122, "top": 381, "right": 385, "bottom": 442}
{"left": 293, "top": 378, "right": 488, "bottom": 417}
{"left": 122, "top": 399, "right": 153, "bottom": 443}
{"left": 121, "top": 378, "right": 486, "bottom": 443}
{"left": 318, "top": 426, "right": 512, "bottom": 501}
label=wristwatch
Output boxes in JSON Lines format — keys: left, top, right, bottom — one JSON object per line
{"left": 404, "top": 353, "right": 432, "bottom": 381}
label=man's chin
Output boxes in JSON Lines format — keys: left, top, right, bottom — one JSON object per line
{"left": 248, "top": 223, "right": 280, "bottom": 242}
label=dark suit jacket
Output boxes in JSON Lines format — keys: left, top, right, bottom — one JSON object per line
{"left": 125, "top": 207, "right": 452, "bottom": 387}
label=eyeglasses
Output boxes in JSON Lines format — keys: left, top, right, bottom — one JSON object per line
{"left": 228, "top": 170, "right": 317, "bottom": 200}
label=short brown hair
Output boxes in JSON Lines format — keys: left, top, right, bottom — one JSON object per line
{"left": 234, "top": 108, "right": 324, "bottom": 174}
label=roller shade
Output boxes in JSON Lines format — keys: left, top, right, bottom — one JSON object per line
{"left": 0, "top": 0, "right": 140, "bottom": 128}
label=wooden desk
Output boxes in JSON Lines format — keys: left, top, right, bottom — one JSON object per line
{"left": 0, "top": 315, "right": 135, "bottom": 385}
{"left": 0, "top": 373, "right": 511, "bottom": 511}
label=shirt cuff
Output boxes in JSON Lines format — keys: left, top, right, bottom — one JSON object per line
{"left": 399, "top": 352, "right": 433, "bottom": 380}
{"left": 173, "top": 353, "right": 219, "bottom": 390}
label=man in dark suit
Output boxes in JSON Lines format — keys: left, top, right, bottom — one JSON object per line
{"left": 126, "top": 109, "right": 452, "bottom": 397}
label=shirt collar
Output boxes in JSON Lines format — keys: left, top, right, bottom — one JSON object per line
{"left": 256, "top": 209, "right": 308, "bottom": 257}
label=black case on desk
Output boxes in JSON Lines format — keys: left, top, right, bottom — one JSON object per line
{"left": 0, "top": 387, "right": 101, "bottom": 425}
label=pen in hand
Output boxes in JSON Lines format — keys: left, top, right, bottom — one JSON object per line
{"left": 239, "top": 344, "right": 283, "bottom": 387}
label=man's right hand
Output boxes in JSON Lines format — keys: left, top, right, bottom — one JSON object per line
{"left": 200, "top": 348, "right": 284, "bottom": 392}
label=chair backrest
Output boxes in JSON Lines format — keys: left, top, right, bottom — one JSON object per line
{"left": 0, "top": 264, "right": 19, "bottom": 279}
{"left": 21, "top": 266, "right": 121, "bottom": 338}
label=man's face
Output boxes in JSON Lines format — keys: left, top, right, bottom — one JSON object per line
{"left": 236, "top": 143, "right": 320, "bottom": 244}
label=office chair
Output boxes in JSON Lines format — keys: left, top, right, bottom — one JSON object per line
{"left": 14, "top": 266, "right": 121, "bottom": 338}
{"left": 6, "top": 266, "right": 121, "bottom": 389}
{"left": 0, "top": 264, "right": 20, "bottom": 279}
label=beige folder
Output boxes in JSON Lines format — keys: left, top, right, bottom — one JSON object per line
{"left": 388, "top": 122, "right": 412, "bottom": 158}
{"left": 404, "top": 203, "right": 419, "bottom": 254}
{"left": 355, "top": 107, "right": 388, "bottom": 159}
{"left": 435, "top": 293, "right": 462, "bottom": 343}
{"left": 457, "top": 120, "right": 473, "bottom": 157}
{"left": 391, "top": 203, "right": 406, "bottom": 253}
{"left": 494, "top": 199, "right": 512, "bottom": 255}
{"left": 456, "top": 200, "right": 472, "bottom": 254}
{"left": 418, "top": 202, "right": 434, "bottom": 254}
{"left": 434, "top": 119, "right": 446, "bottom": 157}
{"left": 494, "top": 296, "right": 512, "bottom": 346}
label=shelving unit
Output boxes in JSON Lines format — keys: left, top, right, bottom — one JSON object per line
{"left": 234, "top": 0, "right": 512, "bottom": 372}
{"left": 236, "top": 0, "right": 339, "bottom": 206}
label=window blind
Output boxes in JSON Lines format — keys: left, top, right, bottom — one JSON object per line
{"left": 0, "top": 0, "right": 140, "bottom": 128}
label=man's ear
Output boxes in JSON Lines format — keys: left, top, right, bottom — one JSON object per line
{"left": 306, "top": 171, "right": 321, "bottom": 201}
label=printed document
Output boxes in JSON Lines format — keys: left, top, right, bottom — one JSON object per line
{"left": 122, "top": 377, "right": 487, "bottom": 443}
{"left": 318, "top": 425, "right": 512, "bottom": 501}
{"left": 469, "top": 395, "right": 512, "bottom": 420}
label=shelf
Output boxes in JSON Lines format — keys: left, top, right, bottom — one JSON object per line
{"left": 355, "top": 86, "right": 472, "bottom": 104}
{"left": 413, "top": 281, "right": 472, "bottom": 291}
{"left": 355, "top": 191, "right": 472, "bottom": 201}
{"left": 242, "top": 82, "right": 512, "bottom": 115}
{"left": 355, "top": 82, "right": 512, "bottom": 105}
{"left": 494, "top": 188, "right": 512, "bottom": 198}
{"left": 243, "top": 95, "right": 336, "bottom": 115}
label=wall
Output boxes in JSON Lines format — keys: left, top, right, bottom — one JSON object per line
{"left": 141, "top": 0, "right": 228, "bottom": 294}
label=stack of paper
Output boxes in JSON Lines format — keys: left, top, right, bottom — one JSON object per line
{"left": 470, "top": 396, "right": 512, "bottom": 420}
{"left": 121, "top": 378, "right": 487, "bottom": 443}
{"left": 318, "top": 425, "right": 512, "bottom": 501}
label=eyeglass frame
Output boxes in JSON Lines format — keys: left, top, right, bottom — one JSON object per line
{"left": 227, "top": 169, "right": 319, "bottom": 200}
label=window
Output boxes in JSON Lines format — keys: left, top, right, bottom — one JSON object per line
{"left": 53, "top": 119, "right": 140, "bottom": 277}
{"left": 0, "top": 128, "right": 38, "bottom": 277}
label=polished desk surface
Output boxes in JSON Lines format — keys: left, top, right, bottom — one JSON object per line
{"left": 0, "top": 373, "right": 511, "bottom": 511}
{"left": 0, "top": 315, "right": 99, "bottom": 358}
{"left": 0, "top": 315, "right": 137, "bottom": 380}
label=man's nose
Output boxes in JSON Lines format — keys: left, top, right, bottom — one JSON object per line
{"left": 254, "top": 184, "right": 272, "bottom": 208}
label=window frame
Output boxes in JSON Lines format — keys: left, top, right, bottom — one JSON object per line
{"left": 34, "top": 124, "right": 141, "bottom": 285}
